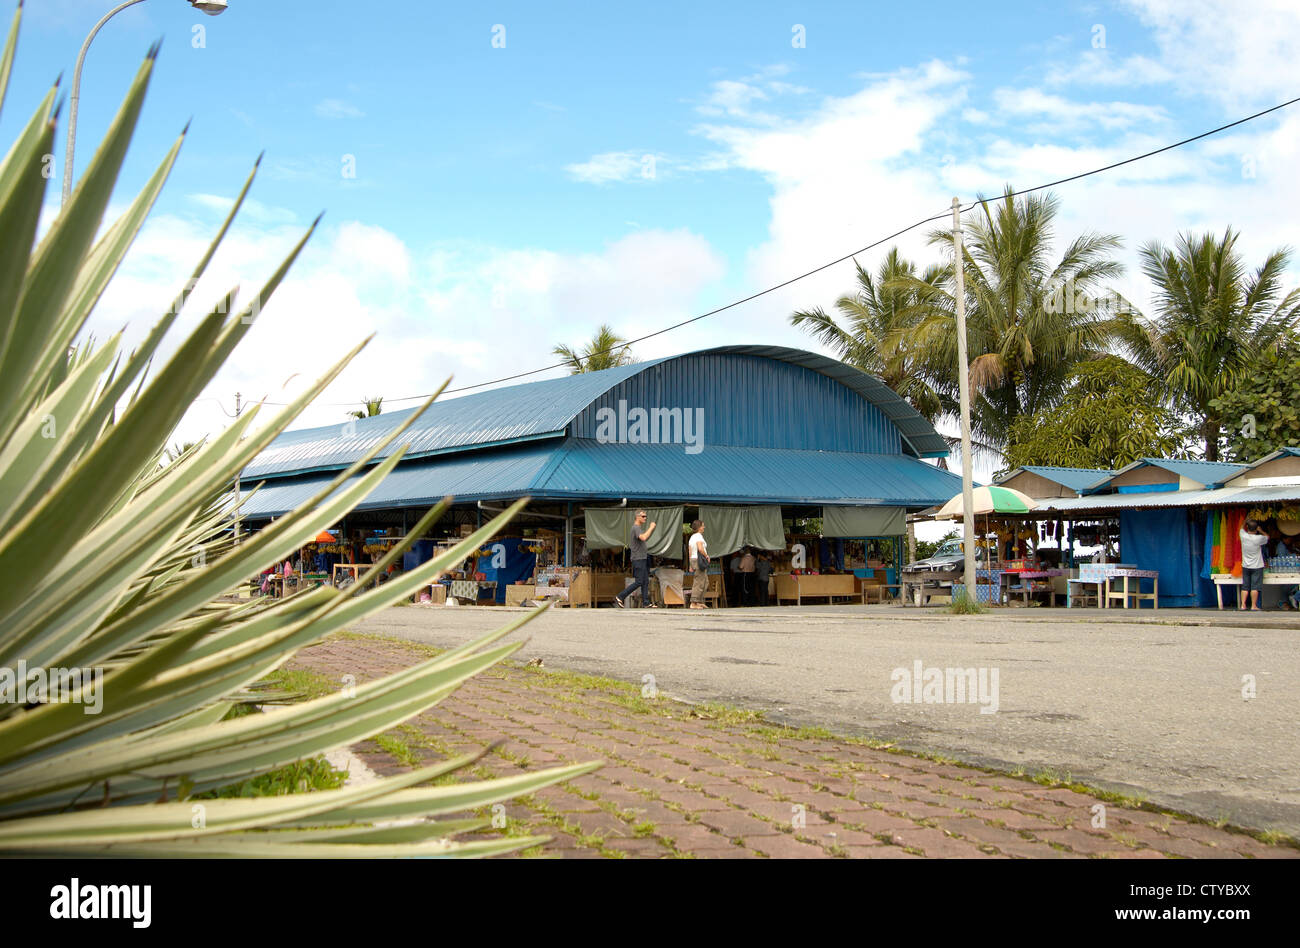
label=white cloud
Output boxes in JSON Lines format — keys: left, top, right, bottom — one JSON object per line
{"left": 314, "top": 99, "right": 365, "bottom": 120}
{"left": 189, "top": 194, "right": 299, "bottom": 225}
{"left": 699, "top": 79, "right": 769, "bottom": 117}
{"left": 1044, "top": 49, "right": 1174, "bottom": 88}
{"left": 1122, "top": 0, "right": 1300, "bottom": 108}
{"left": 565, "top": 151, "right": 664, "bottom": 184}
{"left": 991, "top": 88, "right": 1167, "bottom": 131}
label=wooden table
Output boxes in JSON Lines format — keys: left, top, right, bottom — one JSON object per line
{"left": 1007, "top": 569, "right": 1067, "bottom": 606}
{"left": 774, "top": 573, "right": 857, "bottom": 605}
{"left": 1212, "top": 572, "right": 1300, "bottom": 609}
{"left": 332, "top": 563, "right": 365, "bottom": 586}
{"left": 1067, "top": 565, "right": 1140, "bottom": 608}
{"left": 1104, "top": 568, "right": 1159, "bottom": 609}
{"left": 900, "top": 569, "right": 961, "bottom": 606}
{"left": 448, "top": 579, "right": 497, "bottom": 604}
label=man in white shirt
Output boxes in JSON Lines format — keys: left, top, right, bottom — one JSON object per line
{"left": 1239, "top": 519, "right": 1269, "bottom": 611}
{"left": 688, "top": 520, "right": 709, "bottom": 609}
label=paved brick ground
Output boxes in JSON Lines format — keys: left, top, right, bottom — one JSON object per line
{"left": 287, "top": 636, "right": 1299, "bottom": 860}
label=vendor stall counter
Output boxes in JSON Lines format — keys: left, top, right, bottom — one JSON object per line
{"left": 774, "top": 572, "right": 857, "bottom": 605}
{"left": 1212, "top": 571, "right": 1300, "bottom": 609}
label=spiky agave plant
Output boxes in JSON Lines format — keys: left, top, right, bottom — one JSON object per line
{"left": 0, "top": 4, "right": 596, "bottom": 857}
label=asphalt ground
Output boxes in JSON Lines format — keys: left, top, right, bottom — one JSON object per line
{"left": 348, "top": 602, "right": 1300, "bottom": 836}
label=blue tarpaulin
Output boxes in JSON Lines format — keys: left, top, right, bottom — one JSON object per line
{"left": 474, "top": 536, "right": 537, "bottom": 603}
{"left": 1119, "top": 508, "right": 1203, "bottom": 607}
{"left": 403, "top": 539, "right": 436, "bottom": 573}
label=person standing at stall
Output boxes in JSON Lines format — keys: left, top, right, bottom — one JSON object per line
{"left": 754, "top": 550, "right": 772, "bottom": 607}
{"left": 616, "top": 510, "right": 657, "bottom": 608}
{"left": 1239, "top": 519, "right": 1269, "bottom": 611}
{"left": 739, "top": 547, "right": 756, "bottom": 605}
{"left": 688, "top": 520, "right": 709, "bottom": 609}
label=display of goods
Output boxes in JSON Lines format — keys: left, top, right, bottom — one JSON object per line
{"left": 1270, "top": 555, "right": 1300, "bottom": 571}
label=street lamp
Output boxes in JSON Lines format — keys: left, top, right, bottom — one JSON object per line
{"left": 61, "top": 0, "right": 229, "bottom": 208}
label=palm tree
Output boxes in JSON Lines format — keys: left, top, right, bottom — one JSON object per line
{"left": 553, "top": 324, "right": 635, "bottom": 374}
{"left": 902, "top": 186, "right": 1128, "bottom": 455}
{"left": 347, "top": 396, "right": 383, "bottom": 420}
{"left": 790, "top": 248, "right": 950, "bottom": 423}
{"left": 1115, "top": 228, "right": 1300, "bottom": 460}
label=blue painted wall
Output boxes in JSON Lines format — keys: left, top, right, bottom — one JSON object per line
{"left": 570, "top": 353, "right": 903, "bottom": 454}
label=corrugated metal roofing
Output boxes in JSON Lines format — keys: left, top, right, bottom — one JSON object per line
{"left": 1138, "top": 457, "right": 1249, "bottom": 485}
{"left": 242, "top": 345, "right": 950, "bottom": 480}
{"left": 241, "top": 362, "right": 648, "bottom": 479}
{"left": 711, "top": 346, "right": 949, "bottom": 457}
{"left": 1083, "top": 457, "right": 1248, "bottom": 492}
{"left": 236, "top": 438, "right": 963, "bottom": 519}
{"left": 541, "top": 440, "right": 962, "bottom": 504}
{"left": 1017, "top": 483, "right": 1300, "bottom": 514}
{"left": 996, "top": 465, "right": 1115, "bottom": 492}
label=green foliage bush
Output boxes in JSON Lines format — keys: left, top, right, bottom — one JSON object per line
{"left": 1211, "top": 346, "right": 1300, "bottom": 462}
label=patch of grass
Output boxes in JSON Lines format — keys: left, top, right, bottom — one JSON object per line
{"left": 332, "top": 629, "right": 445, "bottom": 658}
{"left": 265, "top": 667, "right": 339, "bottom": 700}
{"left": 632, "top": 821, "right": 657, "bottom": 838}
{"left": 947, "top": 591, "right": 989, "bottom": 615}
{"left": 374, "top": 732, "right": 422, "bottom": 767}
{"left": 688, "top": 702, "right": 766, "bottom": 726}
{"left": 606, "top": 694, "right": 663, "bottom": 715}
{"left": 196, "top": 756, "right": 347, "bottom": 799}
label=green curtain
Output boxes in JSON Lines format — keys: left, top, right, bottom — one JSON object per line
{"left": 698, "top": 505, "right": 786, "bottom": 556}
{"left": 584, "top": 506, "right": 684, "bottom": 558}
{"left": 822, "top": 506, "right": 905, "bottom": 537}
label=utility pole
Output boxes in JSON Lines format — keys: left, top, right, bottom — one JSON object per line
{"left": 952, "top": 198, "right": 977, "bottom": 599}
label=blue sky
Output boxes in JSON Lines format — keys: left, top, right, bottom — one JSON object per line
{"left": 5, "top": 0, "right": 1299, "bottom": 473}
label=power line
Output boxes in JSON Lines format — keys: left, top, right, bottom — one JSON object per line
{"left": 329, "top": 93, "right": 1300, "bottom": 406}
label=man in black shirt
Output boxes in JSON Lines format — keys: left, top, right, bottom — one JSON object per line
{"left": 615, "top": 509, "right": 657, "bottom": 608}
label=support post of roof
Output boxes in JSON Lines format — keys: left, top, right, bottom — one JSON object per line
{"left": 565, "top": 502, "right": 573, "bottom": 567}
{"left": 952, "top": 197, "right": 977, "bottom": 598}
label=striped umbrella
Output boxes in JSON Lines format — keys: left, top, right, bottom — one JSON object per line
{"left": 935, "top": 485, "right": 1037, "bottom": 519}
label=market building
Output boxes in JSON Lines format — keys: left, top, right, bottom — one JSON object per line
{"left": 908, "top": 454, "right": 1300, "bottom": 609}
{"left": 238, "top": 345, "right": 964, "bottom": 606}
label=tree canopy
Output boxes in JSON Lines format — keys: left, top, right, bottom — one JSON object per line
{"left": 1210, "top": 341, "right": 1300, "bottom": 462}
{"left": 553, "top": 324, "right": 635, "bottom": 374}
{"left": 1000, "top": 356, "right": 1191, "bottom": 472}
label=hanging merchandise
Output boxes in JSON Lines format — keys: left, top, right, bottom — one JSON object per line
{"left": 1209, "top": 508, "right": 1248, "bottom": 576}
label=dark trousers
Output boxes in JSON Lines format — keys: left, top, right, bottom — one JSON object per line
{"left": 618, "top": 559, "right": 651, "bottom": 605}
{"left": 739, "top": 572, "right": 754, "bottom": 605}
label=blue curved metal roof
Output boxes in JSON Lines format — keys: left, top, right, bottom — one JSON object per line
{"left": 243, "top": 345, "right": 949, "bottom": 481}
{"left": 236, "top": 438, "right": 963, "bottom": 518}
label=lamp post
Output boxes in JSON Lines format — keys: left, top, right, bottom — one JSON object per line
{"left": 61, "top": 0, "right": 228, "bottom": 208}
{"left": 951, "top": 197, "right": 977, "bottom": 599}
